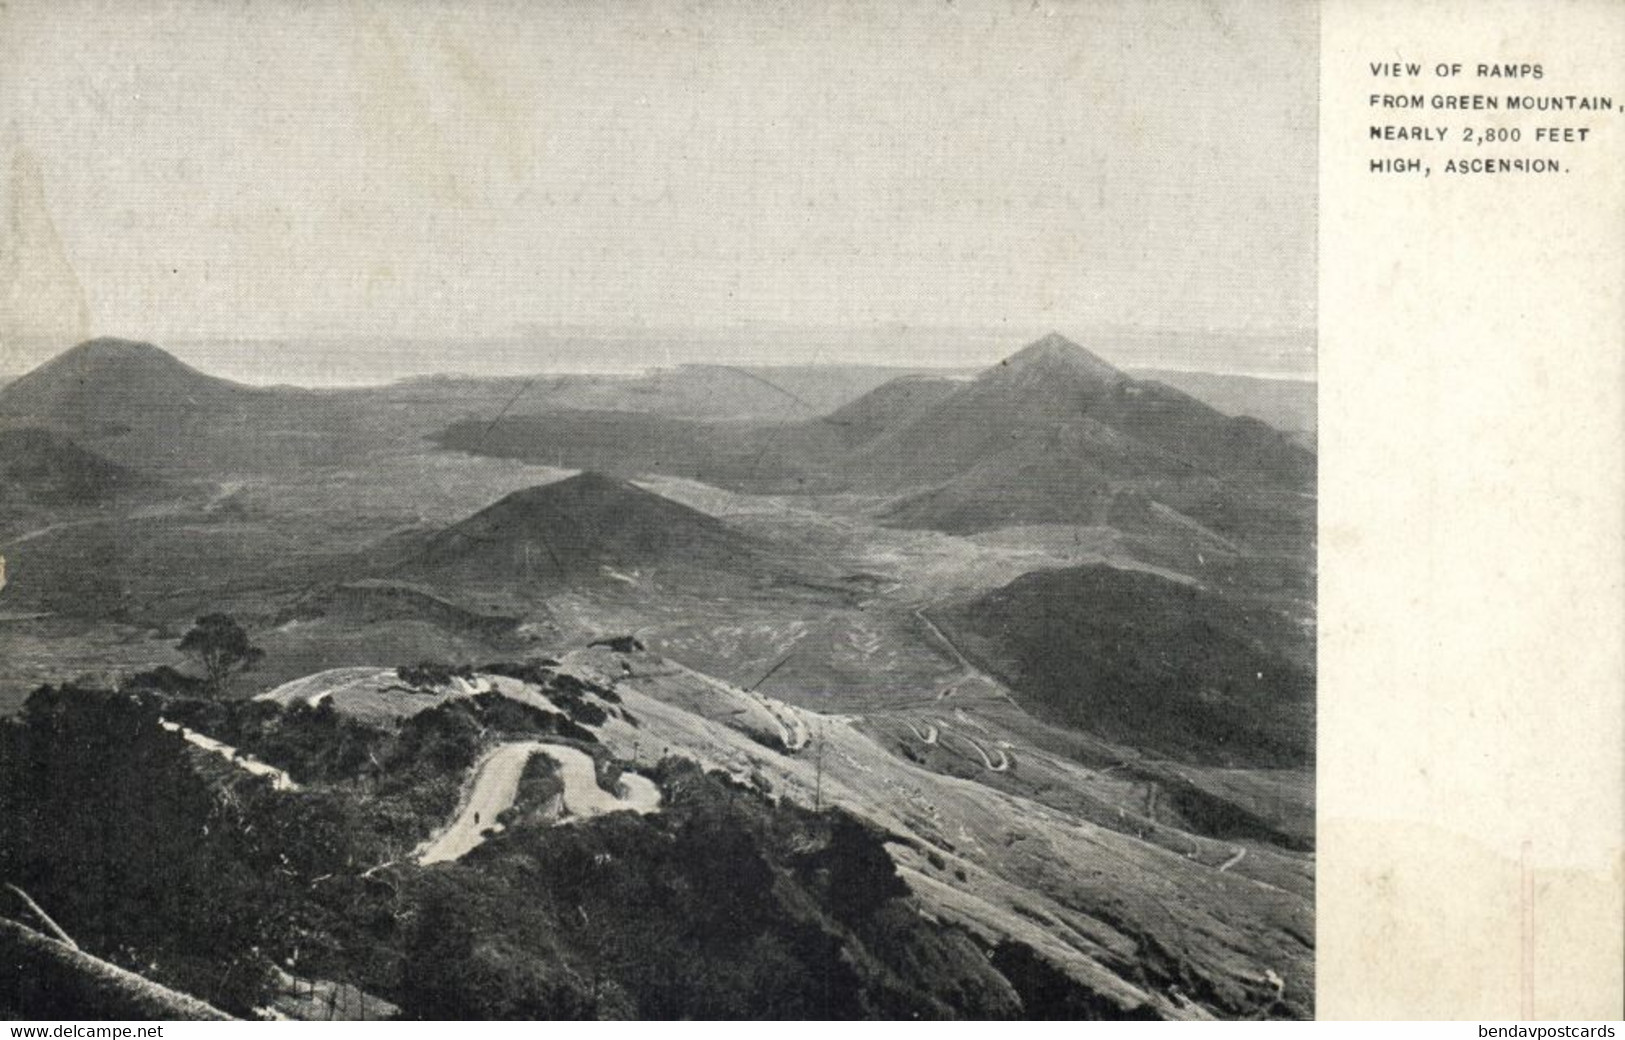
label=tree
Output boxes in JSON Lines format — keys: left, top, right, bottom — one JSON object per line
{"left": 177, "top": 614, "right": 264, "bottom": 695}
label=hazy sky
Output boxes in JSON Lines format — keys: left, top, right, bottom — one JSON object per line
{"left": 0, "top": 0, "right": 1315, "bottom": 375}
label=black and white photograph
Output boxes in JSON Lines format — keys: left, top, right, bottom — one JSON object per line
{"left": 0, "top": 0, "right": 1320, "bottom": 1020}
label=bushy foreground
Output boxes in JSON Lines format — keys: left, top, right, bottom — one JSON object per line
{"left": 0, "top": 683, "right": 1123, "bottom": 1019}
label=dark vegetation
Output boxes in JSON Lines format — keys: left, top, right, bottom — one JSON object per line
{"left": 177, "top": 614, "right": 264, "bottom": 695}
{"left": 587, "top": 635, "right": 644, "bottom": 653}
{"left": 391, "top": 760, "right": 1031, "bottom": 1019}
{"left": 0, "top": 685, "right": 348, "bottom": 1013}
{"left": 0, "top": 678, "right": 625, "bottom": 1016}
{"left": 481, "top": 659, "right": 622, "bottom": 726}
{"left": 396, "top": 661, "right": 474, "bottom": 689}
{"left": 497, "top": 753, "right": 565, "bottom": 828}
{"left": 0, "top": 917, "right": 231, "bottom": 1020}
{"left": 122, "top": 665, "right": 210, "bottom": 698}
{"left": 0, "top": 682, "right": 1141, "bottom": 1020}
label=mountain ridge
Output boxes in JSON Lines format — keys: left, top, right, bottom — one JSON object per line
{"left": 842, "top": 334, "right": 1314, "bottom": 544}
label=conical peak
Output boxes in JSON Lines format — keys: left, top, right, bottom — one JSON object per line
{"left": 994, "top": 333, "right": 1127, "bottom": 384}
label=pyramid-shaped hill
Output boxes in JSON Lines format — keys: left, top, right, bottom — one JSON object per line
{"left": 997, "top": 331, "right": 1134, "bottom": 386}
{"left": 0, "top": 338, "right": 257, "bottom": 429}
{"left": 847, "top": 332, "right": 1310, "bottom": 489}
{"left": 402, "top": 472, "right": 767, "bottom": 590}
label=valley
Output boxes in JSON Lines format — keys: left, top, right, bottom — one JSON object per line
{"left": 0, "top": 333, "right": 1315, "bottom": 1020}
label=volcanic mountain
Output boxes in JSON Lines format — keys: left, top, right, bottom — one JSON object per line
{"left": 0, "top": 338, "right": 398, "bottom": 473}
{"left": 846, "top": 333, "right": 1315, "bottom": 546}
{"left": 401, "top": 471, "right": 766, "bottom": 591}
{"left": 427, "top": 332, "right": 1316, "bottom": 549}
{"left": 850, "top": 333, "right": 1310, "bottom": 486}
{"left": 0, "top": 338, "right": 255, "bottom": 430}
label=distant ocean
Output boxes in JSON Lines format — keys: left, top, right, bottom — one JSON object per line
{"left": 16, "top": 325, "right": 1317, "bottom": 389}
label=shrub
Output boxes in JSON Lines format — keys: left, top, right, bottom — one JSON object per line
{"left": 396, "top": 661, "right": 475, "bottom": 689}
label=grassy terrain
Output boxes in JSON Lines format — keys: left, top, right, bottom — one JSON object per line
{"left": 0, "top": 340, "right": 1316, "bottom": 1019}
{"left": 0, "top": 680, "right": 1158, "bottom": 1019}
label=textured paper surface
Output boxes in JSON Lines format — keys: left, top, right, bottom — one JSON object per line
{"left": 1319, "top": 0, "right": 1623, "bottom": 1020}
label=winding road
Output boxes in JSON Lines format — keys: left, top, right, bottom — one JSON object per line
{"left": 417, "top": 742, "right": 660, "bottom": 865}
{"left": 758, "top": 696, "right": 810, "bottom": 752}
{"left": 913, "top": 607, "right": 1021, "bottom": 710}
{"left": 904, "top": 719, "right": 939, "bottom": 745}
{"left": 158, "top": 720, "right": 299, "bottom": 791}
{"left": 946, "top": 730, "right": 1010, "bottom": 772}
{"left": 548, "top": 745, "right": 662, "bottom": 820}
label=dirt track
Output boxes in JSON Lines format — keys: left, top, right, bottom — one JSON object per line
{"left": 417, "top": 741, "right": 661, "bottom": 865}
{"left": 158, "top": 720, "right": 299, "bottom": 791}
{"left": 417, "top": 743, "right": 543, "bottom": 865}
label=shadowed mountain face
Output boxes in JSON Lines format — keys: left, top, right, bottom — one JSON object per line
{"left": 816, "top": 375, "right": 966, "bottom": 449}
{"left": 403, "top": 471, "right": 763, "bottom": 590}
{"left": 435, "top": 334, "right": 1314, "bottom": 549}
{"left": 0, "top": 428, "right": 139, "bottom": 507}
{"left": 1128, "top": 368, "right": 1316, "bottom": 439}
{"left": 8, "top": 337, "right": 1312, "bottom": 510}
{"left": 852, "top": 336, "right": 1314, "bottom": 552}
{"left": 853, "top": 334, "right": 1312, "bottom": 525}
{"left": 939, "top": 564, "right": 1314, "bottom": 768}
{"left": 849, "top": 335, "right": 1167, "bottom": 484}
